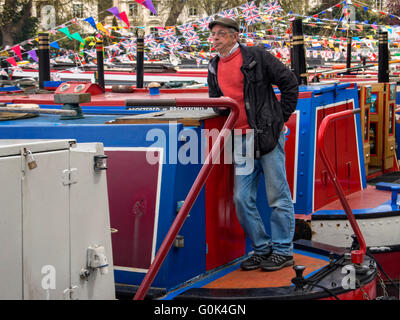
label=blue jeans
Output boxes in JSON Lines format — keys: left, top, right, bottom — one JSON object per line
{"left": 233, "top": 131, "right": 295, "bottom": 256}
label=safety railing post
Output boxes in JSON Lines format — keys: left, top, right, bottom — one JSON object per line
{"left": 317, "top": 108, "right": 367, "bottom": 265}
{"left": 124, "top": 97, "right": 239, "bottom": 300}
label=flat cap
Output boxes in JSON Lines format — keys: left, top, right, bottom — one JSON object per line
{"left": 209, "top": 18, "right": 240, "bottom": 32}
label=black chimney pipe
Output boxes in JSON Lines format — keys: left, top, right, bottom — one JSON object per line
{"left": 291, "top": 18, "right": 307, "bottom": 85}
{"left": 38, "top": 32, "right": 51, "bottom": 89}
{"left": 378, "top": 31, "right": 389, "bottom": 83}
{"left": 96, "top": 39, "right": 105, "bottom": 92}
{"left": 346, "top": 35, "right": 352, "bottom": 74}
{"left": 136, "top": 29, "right": 144, "bottom": 88}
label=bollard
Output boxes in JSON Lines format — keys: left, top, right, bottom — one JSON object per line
{"left": 378, "top": 31, "right": 389, "bottom": 83}
{"left": 38, "top": 32, "right": 51, "bottom": 89}
{"left": 346, "top": 34, "right": 352, "bottom": 75}
{"left": 291, "top": 18, "right": 307, "bottom": 85}
{"left": 96, "top": 39, "right": 105, "bottom": 92}
{"left": 136, "top": 29, "right": 144, "bottom": 88}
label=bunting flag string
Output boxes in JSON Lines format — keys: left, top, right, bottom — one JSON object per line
{"left": 1, "top": 0, "right": 400, "bottom": 72}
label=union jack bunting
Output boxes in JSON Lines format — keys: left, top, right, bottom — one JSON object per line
{"left": 244, "top": 12, "right": 261, "bottom": 25}
{"left": 218, "top": 9, "right": 236, "bottom": 19}
{"left": 108, "top": 44, "right": 123, "bottom": 54}
{"left": 197, "top": 16, "right": 214, "bottom": 32}
{"left": 144, "top": 34, "right": 157, "bottom": 47}
{"left": 263, "top": 1, "right": 283, "bottom": 15}
{"left": 184, "top": 30, "right": 200, "bottom": 46}
{"left": 86, "top": 49, "right": 97, "bottom": 58}
{"left": 151, "top": 44, "right": 165, "bottom": 55}
{"left": 240, "top": 1, "right": 259, "bottom": 16}
{"left": 165, "top": 38, "right": 183, "bottom": 52}
{"left": 177, "top": 23, "right": 194, "bottom": 35}
{"left": 122, "top": 40, "right": 136, "bottom": 52}
{"left": 159, "top": 28, "right": 176, "bottom": 41}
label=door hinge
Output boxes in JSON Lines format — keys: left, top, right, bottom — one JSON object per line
{"left": 62, "top": 168, "right": 78, "bottom": 186}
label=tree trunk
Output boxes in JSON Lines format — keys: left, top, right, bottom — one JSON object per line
{"left": 165, "top": 0, "right": 186, "bottom": 26}
{"left": 0, "top": 0, "right": 33, "bottom": 47}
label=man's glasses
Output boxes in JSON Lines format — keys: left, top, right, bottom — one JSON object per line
{"left": 210, "top": 31, "right": 233, "bottom": 38}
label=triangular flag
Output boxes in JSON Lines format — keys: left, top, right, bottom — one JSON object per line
{"left": 142, "top": 0, "right": 157, "bottom": 15}
{"left": 59, "top": 27, "right": 72, "bottom": 39}
{"left": 119, "top": 11, "right": 130, "bottom": 28}
{"left": 84, "top": 17, "right": 98, "bottom": 30}
{"left": 199, "top": 49, "right": 206, "bottom": 59}
{"left": 11, "top": 45, "right": 22, "bottom": 60}
{"left": 27, "top": 49, "right": 38, "bottom": 62}
{"left": 71, "top": 32, "right": 85, "bottom": 44}
{"left": 96, "top": 22, "right": 111, "bottom": 36}
{"left": 6, "top": 57, "right": 17, "bottom": 66}
{"left": 50, "top": 41, "right": 60, "bottom": 49}
{"left": 107, "top": 6, "right": 121, "bottom": 20}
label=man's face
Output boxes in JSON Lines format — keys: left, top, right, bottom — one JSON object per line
{"left": 211, "top": 24, "right": 238, "bottom": 55}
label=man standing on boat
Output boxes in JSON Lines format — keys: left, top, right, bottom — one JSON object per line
{"left": 207, "top": 18, "right": 299, "bottom": 271}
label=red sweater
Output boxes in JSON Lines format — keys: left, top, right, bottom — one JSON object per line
{"left": 217, "top": 48, "right": 250, "bottom": 132}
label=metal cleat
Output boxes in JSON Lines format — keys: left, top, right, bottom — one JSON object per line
{"left": 54, "top": 93, "right": 91, "bottom": 120}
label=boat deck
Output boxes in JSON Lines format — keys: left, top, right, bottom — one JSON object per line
{"left": 316, "top": 185, "right": 392, "bottom": 211}
{"left": 155, "top": 249, "right": 333, "bottom": 300}
{"left": 202, "top": 252, "right": 328, "bottom": 289}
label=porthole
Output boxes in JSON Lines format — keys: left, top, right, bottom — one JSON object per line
{"left": 59, "top": 83, "right": 70, "bottom": 92}
{"left": 74, "top": 84, "right": 86, "bottom": 92}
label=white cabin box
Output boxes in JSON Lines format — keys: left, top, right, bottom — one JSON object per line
{"left": 0, "top": 139, "right": 115, "bottom": 300}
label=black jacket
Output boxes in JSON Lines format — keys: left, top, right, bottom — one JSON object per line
{"left": 207, "top": 44, "right": 299, "bottom": 158}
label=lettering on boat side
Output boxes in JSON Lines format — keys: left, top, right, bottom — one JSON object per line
{"left": 153, "top": 304, "right": 246, "bottom": 317}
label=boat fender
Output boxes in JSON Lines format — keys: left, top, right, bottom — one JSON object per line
{"left": 111, "top": 85, "right": 134, "bottom": 93}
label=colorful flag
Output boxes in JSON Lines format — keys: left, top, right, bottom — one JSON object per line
{"left": 84, "top": 17, "right": 98, "bottom": 30}
{"left": 263, "top": 1, "right": 283, "bottom": 15}
{"left": 136, "top": 0, "right": 157, "bottom": 15}
{"left": 240, "top": 1, "right": 259, "bottom": 16}
{"left": 244, "top": 12, "right": 261, "bottom": 25}
{"left": 184, "top": 30, "right": 200, "bottom": 46}
{"left": 50, "top": 41, "right": 60, "bottom": 49}
{"left": 119, "top": 11, "right": 130, "bottom": 28}
{"left": 123, "top": 40, "right": 136, "bottom": 52}
{"left": 27, "top": 49, "right": 38, "bottom": 62}
{"left": 159, "top": 28, "right": 176, "bottom": 41}
{"left": 59, "top": 27, "right": 72, "bottom": 39}
{"left": 197, "top": 16, "right": 214, "bottom": 32}
{"left": 144, "top": 34, "right": 157, "bottom": 47}
{"left": 6, "top": 57, "right": 17, "bottom": 66}
{"left": 151, "top": 44, "right": 165, "bottom": 55}
{"left": 107, "top": 7, "right": 121, "bottom": 20}
{"left": 177, "top": 23, "right": 194, "bottom": 35}
{"left": 166, "top": 38, "right": 183, "bottom": 52}
{"left": 71, "top": 32, "right": 84, "bottom": 44}
{"left": 218, "top": 9, "right": 236, "bottom": 19}
{"left": 11, "top": 45, "right": 23, "bottom": 60}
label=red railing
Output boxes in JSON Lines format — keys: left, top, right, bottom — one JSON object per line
{"left": 317, "top": 108, "right": 366, "bottom": 265}
{"left": 124, "top": 97, "right": 239, "bottom": 300}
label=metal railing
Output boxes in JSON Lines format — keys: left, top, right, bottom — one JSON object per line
{"left": 317, "top": 108, "right": 366, "bottom": 265}
{"left": 124, "top": 97, "right": 239, "bottom": 300}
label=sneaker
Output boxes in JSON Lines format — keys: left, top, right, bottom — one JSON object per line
{"left": 260, "top": 253, "right": 294, "bottom": 271}
{"left": 240, "top": 253, "right": 271, "bottom": 271}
